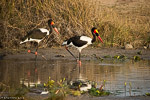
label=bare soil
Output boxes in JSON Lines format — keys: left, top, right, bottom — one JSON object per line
{"left": 1, "top": 47, "right": 150, "bottom": 61}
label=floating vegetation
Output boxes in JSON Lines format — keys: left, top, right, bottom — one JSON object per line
{"left": 145, "top": 93, "right": 150, "bottom": 96}
{"left": 43, "top": 77, "right": 110, "bottom": 99}
{"left": 88, "top": 88, "right": 110, "bottom": 96}
{"left": 70, "top": 79, "right": 110, "bottom": 97}
{"left": 119, "top": 55, "right": 127, "bottom": 59}
{"left": 92, "top": 54, "right": 104, "bottom": 61}
{"left": 44, "top": 77, "right": 69, "bottom": 100}
{"left": 0, "top": 77, "right": 110, "bottom": 99}
{"left": 113, "top": 55, "right": 127, "bottom": 60}
{"left": 113, "top": 55, "right": 119, "bottom": 59}
{"left": 69, "top": 79, "right": 92, "bottom": 92}
{"left": 137, "top": 51, "right": 142, "bottom": 55}
{"left": 96, "top": 57, "right": 104, "bottom": 61}
{"left": 70, "top": 90, "right": 81, "bottom": 96}
{"left": 81, "top": 54, "right": 88, "bottom": 57}
{"left": 105, "top": 54, "right": 144, "bottom": 62}
{"left": 133, "top": 56, "right": 141, "bottom": 61}
{"left": 93, "top": 53, "right": 144, "bottom": 62}
{"left": 103, "top": 55, "right": 111, "bottom": 58}
{"left": 91, "top": 53, "right": 144, "bottom": 63}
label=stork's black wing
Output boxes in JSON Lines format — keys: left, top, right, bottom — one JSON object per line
{"left": 22, "top": 29, "right": 47, "bottom": 41}
{"left": 68, "top": 36, "right": 87, "bottom": 47}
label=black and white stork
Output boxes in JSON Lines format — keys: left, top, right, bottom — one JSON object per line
{"left": 62, "top": 27, "right": 103, "bottom": 66}
{"left": 20, "top": 19, "right": 59, "bottom": 59}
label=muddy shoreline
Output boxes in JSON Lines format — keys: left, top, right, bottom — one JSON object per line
{"left": 1, "top": 47, "right": 150, "bottom": 61}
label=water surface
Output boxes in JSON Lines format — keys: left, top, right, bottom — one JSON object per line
{"left": 0, "top": 59, "right": 150, "bottom": 96}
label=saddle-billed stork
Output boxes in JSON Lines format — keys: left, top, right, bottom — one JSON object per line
{"left": 62, "top": 27, "right": 103, "bottom": 66}
{"left": 20, "top": 19, "right": 59, "bottom": 59}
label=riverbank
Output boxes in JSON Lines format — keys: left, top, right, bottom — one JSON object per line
{"left": 1, "top": 47, "right": 150, "bottom": 61}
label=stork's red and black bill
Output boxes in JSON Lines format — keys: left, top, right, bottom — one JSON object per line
{"left": 94, "top": 29, "right": 103, "bottom": 43}
{"left": 51, "top": 21, "right": 59, "bottom": 34}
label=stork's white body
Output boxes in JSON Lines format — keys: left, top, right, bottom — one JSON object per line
{"left": 20, "top": 28, "right": 49, "bottom": 44}
{"left": 62, "top": 36, "right": 92, "bottom": 52}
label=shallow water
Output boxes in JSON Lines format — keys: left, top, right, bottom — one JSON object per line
{"left": 0, "top": 59, "right": 150, "bottom": 96}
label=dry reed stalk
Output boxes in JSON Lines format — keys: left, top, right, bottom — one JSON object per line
{"left": 0, "top": 0, "right": 150, "bottom": 49}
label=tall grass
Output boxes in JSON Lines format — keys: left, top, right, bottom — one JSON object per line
{"left": 0, "top": 0, "right": 150, "bottom": 49}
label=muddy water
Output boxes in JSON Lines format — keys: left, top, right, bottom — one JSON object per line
{"left": 0, "top": 59, "right": 150, "bottom": 96}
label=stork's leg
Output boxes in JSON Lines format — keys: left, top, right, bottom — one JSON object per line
{"left": 78, "top": 52, "right": 81, "bottom": 67}
{"left": 27, "top": 43, "right": 31, "bottom": 53}
{"left": 65, "top": 46, "right": 77, "bottom": 61}
{"left": 35, "top": 43, "right": 39, "bottom": 60}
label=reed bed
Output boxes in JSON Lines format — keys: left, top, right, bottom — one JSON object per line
{"left": 0, "top": 0, "right": 150, "bottom": 49}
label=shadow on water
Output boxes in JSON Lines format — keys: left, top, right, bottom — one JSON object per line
{"left": 0, "top": 59, "right": 150, "bottom": 96}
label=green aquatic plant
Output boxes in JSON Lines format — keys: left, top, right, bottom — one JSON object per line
{"left": 145, "top": 93, "right": 150, "bottom": 96}
{"left": 124, "top": 82, "right": 127, "bottom": 96}
{"left": 113, "top": 55, "right": 127, "bottom": 60}
{"left": 119, "top": 55, "right": 127, "bottom": 59}
{"left": 137, "top": 51, "right": 142, "bottom": 55}
{"left": 103, "top": 55, "right": 111, "bottom": 58}
{"left": 70, "top": 90, "right": 81, "bottom": 96}
{"left": 44, "top": 77, "right": 55, "bottom": 88}
{"left": 44, "top": 77, "right": 111, "bottom": 98}
{"left": 96, "top": 57, "right": 104, "bottom": 61}
{"left": 88, "top": 87, "right": 110, "bottom": 96}
{"left": 88, "top": 80, "right": 110, "bottom": 97}
{"left": 44, "top": 77, "right": 69, "bottom": 100}
{"left": 92, "top": 54, "right": 104, "bottom": 61}
{"left": 129, "top": 82, "right": 132, "bottom": 96}
{"left": 113, "top": 55, "right": 119, "bottom": 59}
{"left": 102, "top": 80, "right": 106, "bottom": 89}
{"left": 133, "top": 56, "right": 141, "bottom": 61}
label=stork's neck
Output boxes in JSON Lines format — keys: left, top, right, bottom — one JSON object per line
{"left": 91, "top": 32, "right": 96, "bottom": 43}
{"left": 49, "top": 24, "right": 53, "bottom": 34}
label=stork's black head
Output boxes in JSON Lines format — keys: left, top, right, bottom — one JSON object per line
{"left": 91, "top": 27, "right": 103, "bottom": 43}
{"left": 48, "top": 19, "right": 53, "bottom": 26}
{"left": 91, "top": 27, "right": 99, "bottom": 36}
{"left": 91, "top": 27, "right": 97, "bottom": 33}
{"left": 48, "top": 19, "right": 59, "bottom": 34}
